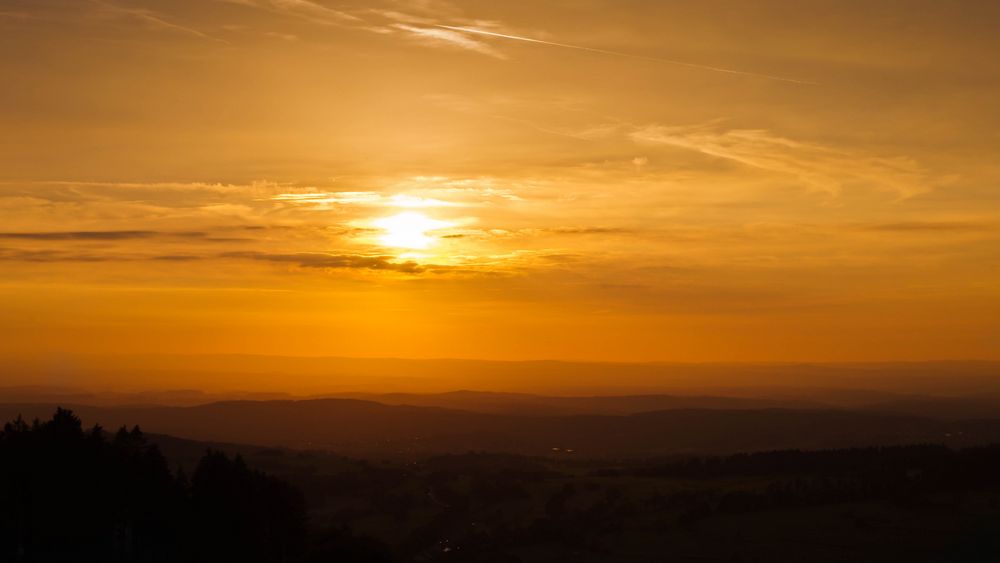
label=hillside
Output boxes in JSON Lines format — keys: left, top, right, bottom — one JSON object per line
{"left": 2, "top": 399, "right": 998, "bottom": 457}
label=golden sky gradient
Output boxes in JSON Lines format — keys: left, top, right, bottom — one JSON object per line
{"left": 1, "top": 0, "right": 998, "bottom": 361}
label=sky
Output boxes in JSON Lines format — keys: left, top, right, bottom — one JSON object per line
{"left": 1, "top": 0, "right": 998, "bottom": 362}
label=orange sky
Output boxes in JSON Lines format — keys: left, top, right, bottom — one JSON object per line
{"left": 1, "top": 0, "right": 998, "bottom": 361}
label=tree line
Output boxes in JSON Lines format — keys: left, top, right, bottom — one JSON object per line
{"left": 0, "top": 408, "right": 388, "bottom": 562}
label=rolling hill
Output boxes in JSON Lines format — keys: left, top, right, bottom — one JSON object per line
{"left": 2, "top": 399, "right": 998, "bottom": 458}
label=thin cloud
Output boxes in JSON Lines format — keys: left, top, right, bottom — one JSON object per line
{"left": 631, "top": 124, "right": 928, "bottom": 197}
{"left": 862, "top": 221, "right": 994, "bottom": 233}
{"left": 435, "top": 25, "right": 816, "bottom": 85}
{"left": 216, "top": 1, "right": 507, "bottom": 58}
{"left": 263, "top": 31, "right": 299, "bottom": 41}
{"left": 0, "top": 248, "right": 426, "bottom": 274}
{"left": 391, "top": 24, "right": 506, "bottom": 59}
{"left": 218, "top": 0, "right": 359, "bottom": 25}
{"left": 150, "top": 254, "right": 203, "bottom": 261}
{"left": 271, "top": 0, "right": 361, "bottom": 23}
{"left": 0, "top": 230, "right": 209, "bottom": 241}
{"left": 0, "top": 249, "right": 117, "bottom": 263}
{"left": 271, "top": 191, "right": 471, "bottom": 208}
{"left": 365, "top": 9, "right": 436, "bottom": 26}
{"left": 5, "top": 180, "right": 269, "bottom": 193}
{"left": 0, "top": 248, "right": 208, "bottom": 263}
{"left": 447, "top": 226, "right": 632, "bottom": 241}
{"left": 94, "top": 1, "right": 228, "bottom": 44}
{"left": 221, "top": 251, "right": 426, "bottom": 273}
{"left": 549, "top": 227, "right": 631, "bottom": 235}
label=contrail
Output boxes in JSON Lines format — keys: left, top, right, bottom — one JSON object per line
{"left": 436, "top": 25, "right": 816, "bottom": 85}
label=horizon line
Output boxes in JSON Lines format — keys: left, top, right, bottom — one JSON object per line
{"left": 2, "top": 353, "right": 997, "bottom": 366}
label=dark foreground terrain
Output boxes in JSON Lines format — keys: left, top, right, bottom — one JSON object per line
{"left": 5, "top": 409, "right": 1000, "bottom": 562}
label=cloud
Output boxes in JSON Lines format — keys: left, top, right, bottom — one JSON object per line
{"left": 365, "top": 9, "right": 436, "bottom": 26}
{"left": 390, "top": 24, "right": 506, "bottom": 59}
{"left": 271, "top": 190, "right": 472, "bottom": 208}
{"left": 0, "top": 247, "right": 427, "bottom": 274}
{"left": 423, "top": 94, "right": 619, "bottom": 141}
{"left": 263, "top": 31, "right": 299, "bottom": 41}
{"left": 218, "top": 0, "right": 509, "bottom": 58}
{"left": 271, "top": 0, "right": 361, "bottom": 23}
{"left": 0, "top": 230, "right": 209, "bottom": 241}
{"left": 548, "top": 227, "right": 631, "bottom": 235}
{"left": 220, "top": 251, "right": 425, "bottom": 273}
{"left": 1, "top": 180, "right": 278, "bottom": 196}
{"left": 0, "top": 248, "right": 213, "bottom": 263}
{"left": 454, "top": 226, "right": 631, "bottom": 240}
{"left": 434, "top": 25, "right": 815, "bottom": 85}
{"left": 861, "top": 221, "right": 995, "bottom": 233}
{"left": 630, "top": 123, "right": 929, "bottom": 197}
{"left": 150, "top": 254, "right": 203, "bottom": 261}
{"left": 218, "top": 0, "right": 359, "bottom": 25}
{"left": 94, "top": 1, "right": 228, "bottom": 44}
{"left": 0, "top": 180, "right": 316, "bottom": 232}
{"left": 0, "top": 249, "right": 119, "bottom": 263}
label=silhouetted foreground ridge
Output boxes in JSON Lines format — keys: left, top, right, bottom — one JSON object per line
{"left": 0, "top": 408, "right": 386, "bottom": 563}
{"left": 8, "top": 408, "right": 1000, "bottom": 561}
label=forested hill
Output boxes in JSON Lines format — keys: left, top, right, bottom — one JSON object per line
{"left": 2, "top": 399, "right": 1000, "bottom": 457}
{"left": 0, "top": 408, "right": 389, "bottom": 563}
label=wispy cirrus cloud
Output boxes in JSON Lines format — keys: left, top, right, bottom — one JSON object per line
{"left": 0, "top": 248, "right": 205, "bottom": 263}
{"left": 217, "top": 0, "right": 359, "bottom": 25}
{"left": 860, "top": 221, "right": 996, "bottom": 233}
{"left": 93, "top": 1, "right": 229, "bottom": 44}
{"left": 0, "top": 246, "right": 427, "bottom": 274}
{"left": 206, "top": 0, "right": 821, "bottom": 77}
{"left": 389, "top": 23, "right": 505, "bottom": 59}
{"left": 220, "top": 251, "right": 425, "bottom": 273}
{"left": 271, "top": 191, "right": 473, "bottom": 208}
{"left": 215, "top": 0, "right": 510, "bottom": 58}
{"left": 0, "top": 230, "right": 210, "bottom": 241}
{"left": 434, "top": 25, "right": 816, "bottom": 84}
{"left": 630, "top": 123, "right": 930, "bottom": 197}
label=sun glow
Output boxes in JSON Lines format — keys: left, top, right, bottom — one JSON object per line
{"left": 373, "top": 211, "right": 453, "bottom": 249}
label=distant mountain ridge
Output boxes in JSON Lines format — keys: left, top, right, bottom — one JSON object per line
{"left": 2, "top": 355, "right": 998, "bottom": 397}
{"left": 2, "top": 398, "right": 1000, "bottom": 458}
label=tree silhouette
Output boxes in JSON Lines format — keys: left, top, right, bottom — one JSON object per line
{"left": 190, "top": 450, "right": 306, "bottom": 562}
{"left": 0, "top": 408, "right": 311, "bottom": 562}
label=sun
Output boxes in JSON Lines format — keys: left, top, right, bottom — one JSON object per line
{"left": 373, "top": 211, "right": 453, "bottom": 249}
